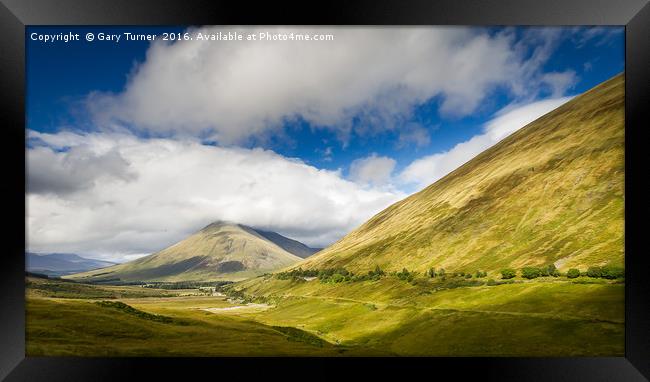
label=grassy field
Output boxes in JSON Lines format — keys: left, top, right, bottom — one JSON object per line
{"left": 26, "top": 274, "right": 623, "bottom": 357}
{"left": 25, "top": 278, "right": 350, "bottom": 356}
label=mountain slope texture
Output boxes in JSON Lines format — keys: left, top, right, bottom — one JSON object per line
{"left": 66, "top": 222, "right": 304, "bottom": 282}
{"left": 249, "top": 228, "right": 321, "bottom": 258}
{"left": 295, "top": 73, "right": 624, "bottom": 274}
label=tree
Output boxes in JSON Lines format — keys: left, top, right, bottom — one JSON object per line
{"left": 465, "top": 273, "right": 472, "bottom": 279}
{"left": 521, "top": 267, "right": 541, "bottom": 279}
{"left": 500, "top": 268, "right": 516, "bottom": 279}
{"left": 546, "top": 264, "right": 560, "bottom": 277}
{"left": 428, "top": 268, "right": 436, "bottom": 278}
{"left": 566, "top": 268, "right": 581, "bottom": 279}
{"left": 586, "top": 266, "right": 603, "bottom": 278}
{"left": 600, "top": 266, "right": 624, "bottom": 279}
{"left": 438, "top": 268, "right": 446, "bottom": 277}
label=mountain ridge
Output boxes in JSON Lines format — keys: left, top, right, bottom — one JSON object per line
{"left": 65, "top": 222, "right": 308, "bottom": 282}
{"left": 26, "top": 252, "right": 118, "bottom": 277}
{"left": 290, "top": 73, "right": 624, "bottom": 274}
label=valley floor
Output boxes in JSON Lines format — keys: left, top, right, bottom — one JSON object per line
{"left": 25, "top": 276, "right": 624, "bottom": 356}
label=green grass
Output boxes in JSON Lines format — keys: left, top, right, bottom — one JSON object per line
{"left": 230, "top": 275, "right": 623, "bottom": 356}
{"left": 94, "top": 301, "right": 179, "bottom": 324}
{"left": 26, "top": 297, "right": 343, "bottom": 356}
{"left": 26, "top": 275, "right": 623, "bottom": 356}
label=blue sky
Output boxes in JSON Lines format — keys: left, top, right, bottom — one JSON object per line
{"left": 26, "top": 26, "right": 624, "bottom": 260}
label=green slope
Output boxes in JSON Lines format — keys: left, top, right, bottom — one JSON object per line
{"left": 66, "top": 222, "right": 303, "bottom": 282}
{"left": 26, "top": 297, "right": 345, "bottom": 356}
{"left": 296, "top": 73, "right": 624, "bottom": 274}
{"left": 232, "top": 276, "right": 623, "bottom": 356}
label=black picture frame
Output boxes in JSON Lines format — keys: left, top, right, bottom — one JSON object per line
{"left": 1, "top": 0, "right": 648, "bottom": 380}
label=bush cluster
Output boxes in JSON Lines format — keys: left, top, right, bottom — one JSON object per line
{"left": 394, "top": 268, "right": 416, "bottom": 282}
{"left": 500, "top": 268, "right": 516, "bottom": 279}
{"left": 584, "top": 266, "right": 624, "bottom": 279}
{"left": 486, "top": 278, "right": 514, "bottom": 286}
{"left": 521, "top": 267, "right": 541, "bottom": 279}
{"left": 95, "top": 300, "right": 174, "bottom": 323}
{"left": 566, "top": 268, "right": 581, "bottom": 278}
{"left": 427, "top": 267, "right": 445, "bottom": 278}
{"left": 276, "top": 266, "right": 387, "bottom": 283}
{"left": 143, "top": 281, "right": 232, "bottom": 290}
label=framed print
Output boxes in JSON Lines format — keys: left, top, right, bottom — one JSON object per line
{"left": 1, "top": 0, "right": 649, "bottom": 380}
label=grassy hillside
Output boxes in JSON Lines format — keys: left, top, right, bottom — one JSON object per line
{"left": 295, "top": 73, "right": 624, "bottom": 274}
{"left": 233, "top": 277, "right": 623, "bottom": 356}
{"left": 66, "top": 222, "right": 302, "bottom": 283}
{"left": 26, "top": 297, "right": 346, "bottom": 356}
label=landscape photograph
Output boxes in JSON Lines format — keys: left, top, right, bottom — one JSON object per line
{"left": 26, "top": 26, "right": 625, "bottom": 356}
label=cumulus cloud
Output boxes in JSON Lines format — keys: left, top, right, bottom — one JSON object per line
{"left": 27, "top": 143, "right": 136, "bottom": 195}
{"left": 349, "top": 154, "right": 397, "bottom": 186}
{"left": 87, "top": 26, "right": 573, "bottom": 144}
{"left": 399, "top": 96, "right": 573, "bottom": 188}
{"left": 27, "top": 131, "right": 404, "bottom": 261}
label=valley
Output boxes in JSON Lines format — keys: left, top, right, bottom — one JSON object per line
{"left": 27, "top": 73, "right": 626, "bottom": 357}
{"left": 26, "top": 273, "right": 623, "bottom": 356}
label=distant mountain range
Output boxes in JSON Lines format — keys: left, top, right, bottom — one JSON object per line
{"left": 26, "top": 253, "right": 117, "bottom": 277}
{"left": 66, "top": 221, "right": 317, "bottom": 283}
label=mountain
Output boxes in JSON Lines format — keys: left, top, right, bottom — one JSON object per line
{"left": 249, "top": 228, "right": 321, "bottom": 258}
{"left": 292, "top": 73, "right": 624, "bottom": 274}
{"left": 26, "top": 253, "right": 117, "bottom": 277}
{"left": 65, "top": 221, "right": 305, "bottom": 282}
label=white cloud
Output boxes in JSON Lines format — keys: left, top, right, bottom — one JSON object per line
{"left": 349, "top": 154, "right": 397, "bottom": 186}
{"left": 399, "top": 96, "right": 573, "bottom": 189}
{"left": 27, "top": 131, "right": 404, "bottom": 261}
{"left": 397, "top": 124, "right": 431, "bottom": 149}
{"left": 87, "top": 26, "right": 571, "bottom": 144}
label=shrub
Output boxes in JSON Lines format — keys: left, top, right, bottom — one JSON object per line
{"left": 521, "top": 267, "right": 541, "bottom": 279}
{"left": 438, "top": 268, "right": 446, "bottom": 277}
{"left": 546, "top": 264, "right": 561, "bottom": 277}
{"left": 465, "top": 273, "right": 472, "bottom": 279}
{"left": 396, "top": 268, "right": 414, "bottom": 282}
{"left": 600, "top": 266, "right": 624, "bottom": 279}
{"left": 566, "top": 268, "right": 581, "bottom": 279}
{"left": 330, "top": 273, "right": 345, "bottom": 283}
{"left": 486, "top": 278, "right": 514, "bottom": 286}
{"left": 428, "top": 268, "right": 436, "bottom": 278}
{"left": 500, "top": 268, "right": 516, "bottom": 279}
{"left": 586, "top": 266, "right": 603, "bottom": 278}
{"left": 475, "top": 270, "right": 487, "bottom": 278}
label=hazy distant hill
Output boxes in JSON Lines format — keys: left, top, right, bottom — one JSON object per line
{"left": 293, "top": 73, "right": 624, "bottom": 274}
{"left": 26, "top": 253, "right": 117, "bottom": 277}
{"left": 65, "top": 221, "right": 305, "bottom": 282}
